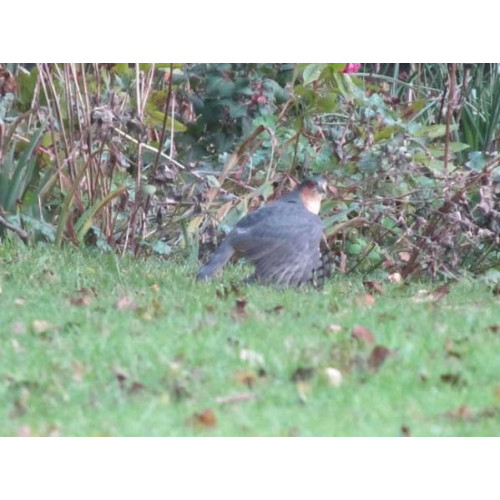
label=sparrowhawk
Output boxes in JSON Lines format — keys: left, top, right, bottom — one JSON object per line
{"left": 196, "top": 178, "right": 330, "bottom": 287}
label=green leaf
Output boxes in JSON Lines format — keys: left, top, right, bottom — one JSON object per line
{"left": 374, "top": 125, "right": 398, "bottom": 142}
{"left": 448, "top": 142, "right": 470, "bottom": 153}
{"left": 145, "top": 108, "right": 187, "bottom": 131}
{"left": 466, "top": 151, "right": 488, "bottom": 171}
{"left": 415, "top": 124, "right": 459, "bottom": 139}
{"left": 302, "top": 64, "right": 327, "bottom": 86}
{"left": 114, "top": 63, "right": 131, "bottom": 76}
{"left": 75, "top": 186, "right": 127, "bottom": 244}
{"left": 151, "top": 240, "right": 172, "bottom": 255}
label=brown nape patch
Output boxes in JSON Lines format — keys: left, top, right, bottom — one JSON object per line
{"left": 300, "top": 186, "right": 322, "bottom": 214}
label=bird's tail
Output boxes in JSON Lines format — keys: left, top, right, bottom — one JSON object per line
{"left": 311, "top": 245, "right": 334, "bottom": 289}
{"left": 196, "top": 239, "right": 235, "bottom": 281}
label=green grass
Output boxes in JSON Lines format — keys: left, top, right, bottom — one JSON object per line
{"left": 0, "top": 243, "right": 499, "bottom": 436}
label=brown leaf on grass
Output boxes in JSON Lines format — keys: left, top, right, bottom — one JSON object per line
{"left": 215, "top": 392, "right": 256, "bottom": 405}
{"left": 355, "top": 293, "right": 376, "bottom": 308}
{"left": 115, "top": 368, "right": 128, "bottom": 387}
{"left": 413, "top": 284, "right": 451, "bottom": 303}
{"left": 231, "top": 298, "right": 248, "bottom": 320}
{"left": 445, "top": 405, "right": 474, "bottom": 421}
{"left": 488, "top": 325, "right": 500, "bottom": 333}
{"left": 430, "top": 284, "right": 451, "bottom": 301}
{"left": 368, "top": 345, "right": 392, "bottom": 371}
{"left": 69, "top": 288, "right": 95, "bottom": 307}
{"left": 235, "top": 370, "right": 257, "bottom": 387}
{"left": 128, "top": 381, "right": 145, "bottom": 394}
{"left": 266, "top": 305, "right": 284, "bottom": 314}
{"left": 440, "top": 372, "right": 466, "bottom": 387}
{"left": 401, "top": 425, "right": 411, "bottom": 437}
{"left": 190, "top": 408, "right": 217, "bottom": 428}
{"left": 115, "top": 295, "right": 137, "bottom": 311}
{"left": 444, "top": 339, "right": 462, "bottom": 359}
{"left": 363, "top": 281, "right": 385, "bottom": 294}
{"left": 352, "top": 324, "right": 375, "bottom": 344}
{"left": 291, "top": 367, "right": 315, "bottom": 382}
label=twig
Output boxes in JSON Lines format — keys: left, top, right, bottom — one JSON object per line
{"left": 0, "top": 215, "right": 29, "bottom": 244}
{"left": 151, "top": 63, "right": 174, "bottom": 178}
{"left": 444, "top": 63, "right": 457, "bottom": 176}
{"left": 111, "top": 126, "right": 203, "bottom": 180}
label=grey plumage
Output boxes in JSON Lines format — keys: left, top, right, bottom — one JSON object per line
{"left": 196, "top": 180, "right": 326, "bottom": 287}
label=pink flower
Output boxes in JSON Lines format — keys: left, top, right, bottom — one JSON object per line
{"left": 343, "top": 63, "right": 361, "bottom": 74}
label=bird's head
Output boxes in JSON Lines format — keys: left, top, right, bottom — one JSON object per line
{"left": 296, "top": 178, "right": 327, "bottom": 214}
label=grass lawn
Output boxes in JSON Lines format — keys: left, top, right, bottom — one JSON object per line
{"left": 0, "top": 244, "right": 499, "bottom": 436}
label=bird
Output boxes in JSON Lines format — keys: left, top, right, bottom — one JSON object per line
{"left": 196, "top": 178, "right": 330, "bottom": 287}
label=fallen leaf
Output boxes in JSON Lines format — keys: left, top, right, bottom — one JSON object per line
{"left": 398, "top": 252, "right": 411, "bottom": 262}
{"left": 266, "top": 305, "right": 284, "bottom": 314}
{"left": 388, "top": 272, "right": 402, "bottom": 284}
{"left": 231, "top": 298, "right": 248, "bottom": 320}
{"left": 488, "top": 325, "right": 500, "bottom": 333}
{"left": 401, "top": 425, "right": 411, "bottom": 437}
{"left": 445, "top": 405, "right": 473, "bottom": 421}
{"left": 429, "top": 284, "right": 451, "bottom": 302}
{"left": 235, "top": 370, "right": 257, "bottom": 387}
{"left": 324, "top": 367, "right": 343, "bottom": 388}
{"left": 440, "top": 372, "right": 466, "bottom": 387}
{"left": 115, "top": 368, "right": 128, "bottom": 387}
{"left": 413, "top": 284, "right": 451, "bottom": 303}
{"left": 363, "top": 281, "right": 385, "bottom": 294}
{"left": 352, "top": 324, "right": 375, "bottom": 344}
{"left": 326, "top": 324, "right": 342, "bottom": 334}
{"left": 115, "top": 295, "right": 137, "bottom": 311}
{"left": 128, "top": 381, "right": 145, "bottom": 394}
{"left": 355, "top": 293, "right": 376, "bottom": 307}
{"left": 291, "top": 367, "right": 315, "bottom": 382}
{"left": 69, "top": 288, "right": 96, "bottom": 307}
{"left": 368, "top": 345, "right": 392, "bottom": 371}
{"left": 215, "top": 392, "right": 256, "bottom": 405}
{"left": 31, "top": 320, "right": 53, "bottom": 334}
{"left": 239, "top": 349, "right": 264, "bottom": 366}
{"left": 191, "top": 408, "right": 217, "bottom": 427}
